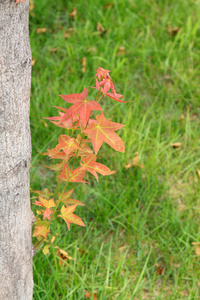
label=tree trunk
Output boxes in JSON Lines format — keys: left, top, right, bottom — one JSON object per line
{"left": 0, "top": 0, "right": 33, "bottom": 299}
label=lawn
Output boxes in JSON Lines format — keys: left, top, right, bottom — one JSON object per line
{"left": 30, "top": 0, "right": 200, "bottom": 299}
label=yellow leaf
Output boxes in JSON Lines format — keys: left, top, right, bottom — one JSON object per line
{"left": 36, "top": 28, "right": 47, "bottom": 34}
{"left": 42, "top": 245, "right": 49, "bottom": 255}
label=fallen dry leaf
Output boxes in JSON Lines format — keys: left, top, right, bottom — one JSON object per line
{"left": 63, "top": 28, "right": 74, "bottom": 39}
{"left": 84, "top": 290, "right": 91, "bottom": 298}
{"left": 192, "top": 242, "right": 200, "bottom": 256}
{"left": 68, "top": 67, "right": 73, "bottom": 73}
{"left": 97, "top": 22, "right": 106, "bottom": 33}
{"left": 77, "top": 248, "right": 89, "bottom": 255}
{"left": 50, "top": 47, "right": 60, "bottom": 54}
{"left": 179, "top": 114, "right": 185, "bottom": 121}
{"left": 155, "top": 263, "right": 165, "bottom": 275}
{"left": 69, "top": 7, "right": 77, "bottom": 19}
{"left": 84, "top": 290, "right": 98, "bottom": 299}
{"left": 178, "top": 203, "right": 186, "bottom": 211}
{"left": 93, "top": 294, "right": 98, "bottom": 300}
{"left": 81, "top": 57, "right": 86, "bottom": 73}
{"left": 51, "top": 233, "right": 57, "bottom": 244}
{"left": 196, "top": 170, "right": 200, "bottom": 180}
{"left": 87, "top": 47, "right": 97, "bottom": 55}
{"left": 29, "top": 0, "right": 35, "bottom": 15}
{"left": 104, "top": 3, "right": 115, "bottom": 9}
{"left": 125, "top": 152, "right": 143, "bottom": 169}
{"left": 168, "top": 25, "right": 180, "bottom": 36}
{"left": 63, "top": 31, "right": 70, "bottom": 38}
{"left": 32, "top": 58, "right": 35, "bottom": 66}
{"left": 171, "top": 142, "right": 181, "bottom": 149}
{"left": 56, "top": 247, "right": 74, "bottom": 265}
{"left": 117, "top": 46, "right": 125, "bottom": 55}
{"left": 190, "top": 114, "right": 198, "bottom": 121}
{"left": 36, "top": 28, "right": 47, "bottom": 34}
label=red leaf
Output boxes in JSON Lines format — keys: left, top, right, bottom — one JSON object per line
{"left": 57, "top": 164, "right": 87, "bottom": 183}
{"left": 84, "top": 112, "right": 125, "bottom": 154}
{"left": 46, "top": 111, "right": 80, "bottom": 129}
{"left": 94, "top": 66, "right": 111, "bottom": 81}
{"left": 56, "top": 135, "right": 81, "bottom": 154}
{"left": 59, "top": 88, "right": 103, "bottom": 126}
{"left": 80, "top": 154, "right": 115, "bottom": 181}
{"left": 93, "top": 80, "right": 126, "bottom": 103}
{"left": 58, "top": 205, "right": 85, "bottom": 230}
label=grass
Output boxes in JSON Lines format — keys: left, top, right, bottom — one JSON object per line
{"left": 30, "top": 0, "right": 200, "bottom": 298}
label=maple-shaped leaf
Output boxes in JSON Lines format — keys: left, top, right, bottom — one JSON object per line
{"left": 33, "top": 225, "right": 50, "bottom": 238}
{"left": 58, "top": 205, "right": 85, "bottom": 230}
{"left": 42, "top": 245, "right": 50, "bottom": 255}
{"left": 57, "top": 163, "right": 87, "bottom": 183}
{"left": 84, "top": 112, "right": 125, "bottom": 154}
{"left": 46, "top": 147, "right": 73, "bottom": 160}
{"left": 34, "top": 196, "right": 56, "bottom": 209}
{"left": 80, "top": 154, "right": 115, "bottom": 181}
{"left": 43, "top": 208, "right": 53, "bottom": 220}
{"left": 43, "top": 161, "right": 65, "bottom": 173}
{"left": 75, "top": 134, "right": 93, "bottom": 156}
{"left": 56, "top": 135, "right": 81, "bottom": 155}
{"left": 58, "top": 189, "right": 85, "bottom": 206}
{"left": 32, "top": 188, "right": 54, "bottom": 200}
{"left": 94, "top": 66, "right": 111, "bottom": 81}
{"left": 93, "top": 79, "right": 126, "bottom": 103}
{"left": 59, "top": 87, "right": 103, "bottom": 126}
{"left": 46, "top": 112, "right": 80, "bottom": 129}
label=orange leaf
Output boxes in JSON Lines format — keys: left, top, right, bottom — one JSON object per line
{"left": 42, "top": 208, "right": 53, "bottom": 220}
{"left": 33, "top": 225, "right": 50, "bottom": 238}
{"left": 58, "top": 205, "right": 85, "bottom": 230}
{"left": 34, "top": 196, "right": 56, "bottom": 209}
{"left": 56, "top": 135, "right": 81, "bottom": 154}
{"left": 84, "top": 112, "right": 125, "bottom": 154}
{"left": 15, "top": 0, "right": 25, "bottom": 4}
{"left": 45, "top": 147, "right": 74, "bottom": 160}
{"left": 59, "top": 88, "right": 103, "bottom": 126}
{"left": 57, "top": 164, "right": 87, "bottom": 183}
{"left": 80, "top": 154, "right": 115, "bottom": 181}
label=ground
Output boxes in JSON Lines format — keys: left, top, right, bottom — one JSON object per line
{"left": 30, "top": 0, "right": 200, "bottom": 298}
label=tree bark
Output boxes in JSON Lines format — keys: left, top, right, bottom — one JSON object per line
{"left": 0, "top": 0, "right": 33, "bottom": 299}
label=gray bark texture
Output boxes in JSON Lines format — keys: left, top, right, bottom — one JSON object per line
{"left": 0, "top": 0, "right": 33, "bottom": 299}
